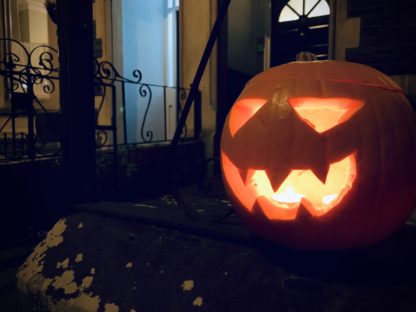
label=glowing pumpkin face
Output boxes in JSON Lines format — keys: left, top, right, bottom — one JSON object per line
{"left": 221, "top": 61, "right": 416, "bottom": 250}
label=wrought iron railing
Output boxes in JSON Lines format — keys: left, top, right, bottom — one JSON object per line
{"left": 94, "top": 60, "right": 201, "bottom": 149}
{"left": 0, "top": 38, "right": 201, "bottom": 163}
{"left": 0, "top": 38, "right": 60, "bottom": 162}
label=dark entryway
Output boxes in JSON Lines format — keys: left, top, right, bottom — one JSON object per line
{"left": 271, "top": 0, "right": 330, "bottom": 66}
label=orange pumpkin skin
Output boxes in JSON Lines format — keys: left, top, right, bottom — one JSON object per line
{"left": 221, "top": 60, "right": 416, "bottom": 250}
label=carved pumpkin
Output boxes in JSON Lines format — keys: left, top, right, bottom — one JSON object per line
{"left": 221, "top": 60, "right": 416, "bottom": 250}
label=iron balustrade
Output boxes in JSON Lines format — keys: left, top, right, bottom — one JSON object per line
{"left": 0, "top": 38, "right": 202, "bottom": 164}
{"left": 0, "top": 38, "right": 60, "bottom": 162}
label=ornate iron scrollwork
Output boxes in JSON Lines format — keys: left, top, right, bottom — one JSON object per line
{"left": 96, "top": 130, "right": 108, "bottom": 146}
{"left": 0, "top": 38, "right": 59, "bottom": 161}
{"left": 178, "top": 88, "right": 188, "bottom": 138}
{"left": 94, "top": 59, "right": 142, "bottom": 85}
{"left": 0, "top": 39, "right": 198, "bottom": 162}
{"left": 0, "top": 38, "right": 59, "bottom": 96}
{"left": 139, "top": 84, "right": 153, "bottom": 142}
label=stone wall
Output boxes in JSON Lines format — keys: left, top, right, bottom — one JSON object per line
{"left": 346, "top": 0, "right": 416, "bottom": 75}
{"left": 333, "top": 0, "right": 416, "bottom": 107}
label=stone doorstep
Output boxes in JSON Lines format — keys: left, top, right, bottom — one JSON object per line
{"left": 75, "top": 197, "right": 416, "bottom": 247}
{"left": 14, "top": 213, "right": 262, "bottom": 312}
{"left": 14, "top": 211, "right": 416, "bottom": 312}
{"left": 74, "top": 200, "right": 253, "bottom": 246}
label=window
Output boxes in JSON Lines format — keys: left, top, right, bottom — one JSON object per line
{"left": 279, "top": 0, "right": 329, "bottom": 22}
{"left": 271, "top": 0, "right": 330, "bottom": 65}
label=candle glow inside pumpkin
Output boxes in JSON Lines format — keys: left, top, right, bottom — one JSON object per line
{"left": 222, "top": 97, "right": 363, "bottom": 220}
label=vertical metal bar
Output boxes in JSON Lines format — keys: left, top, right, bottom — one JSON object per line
{"left": 175, "top": 9, "right": 180, "bottom": 136}
{"left": 110, "top": 0, "right": 114, "bottom": 60}
{"left": 27, "top": 78, "right": 36, "bottom": 160}
{"left": 176, "top": 11, "right": 180, "bottom": 90}
{"left": 176, "top": 89, "right": 181, "bottom": 132}
{"left": 163, "top": 86, "right": 167, "bottom": 141}
{"left": 3, "top": 133, "right": 7, "bottom": 158}
{"left": 214, "top": 0, "right": 229, "bottom": 169}
{"left": 175, "top": 90, "right": 179, "bottom": 141}
{"left": 1, "top": 1, "right": 6, "bottom": 37}
{"left": 111, "top": 84, "right": 118, "bottom": 166}
{"left": 194, "top": 90, "right": 201, "bottom": 140}
{"left": 170, "top": 0, "right": 231, "bottom": 149}
{"left": 11, "top": 93, "right": 16, "bottom": 158}
{"left": 328, "top": 0, "right": 337, "bottom": 60}
{"left": 1, "top": 1, "right": 9, "bottom": 65}
{"left": 57, "top": 0, "right": 96, "bottom": 204}
{"left": 3, "top": 0, "right": 11, "bottom": 39}
{"left": 121, "top": 81, "right": 127, "bottom": 144}
{"left": 20, "top": 132, "right": 24, "bottom": 155}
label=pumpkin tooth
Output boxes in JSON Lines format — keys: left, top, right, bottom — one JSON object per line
{"left": 310, "top": 163, "right": 330, "bottom": 184}
{"left": 295, "top": 204, "right": 313, "bottom": 219}
{"left": 239, "top": 168, "right": 249, "bottom": 183}
{"left": 265, "top": 168, "right": 291, "bottom": 192}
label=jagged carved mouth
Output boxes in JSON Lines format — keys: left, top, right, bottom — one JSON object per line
{"left": 222, "top": 97, "right": 364, "bottom": 220}
{"left": 222, "top": 152, "right": 356, "bottom": 220}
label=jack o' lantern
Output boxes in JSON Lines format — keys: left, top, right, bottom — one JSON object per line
{"left": 221, "top": 60, "right": 416, "bottom": 250}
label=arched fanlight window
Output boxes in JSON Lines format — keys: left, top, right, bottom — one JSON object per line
{"left": 279, "top": 0, "right": 329, "bottom": 22}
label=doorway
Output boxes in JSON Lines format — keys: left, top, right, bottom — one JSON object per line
{"left": 120, "top": 0, "right": 179, "bottom": 143}
{"left": 271, "top": 0, "right": 330, "bottom": 66}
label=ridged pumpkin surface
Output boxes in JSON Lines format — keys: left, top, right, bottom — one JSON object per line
{"left": 221, "top": 60, "right": 416, "bottom": 250}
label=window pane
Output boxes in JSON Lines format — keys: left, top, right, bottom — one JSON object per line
{"left": 308, "top": 0, "right": 329, "bottom": 17}
{"left": 287, "top": 0, "right": 303, "bottom": 15}
{"left": 305, "top": 0, "right": 320, "bottom": 15}
{"left": 279, "top": 6, "right": 299, "bottom": 22}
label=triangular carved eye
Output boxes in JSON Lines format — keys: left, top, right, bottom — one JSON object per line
{"left": 289, "top": 97, "right": 364, "bottom": 133}
{"left": 228, "top": 98, "right": 267, "bottom": 137}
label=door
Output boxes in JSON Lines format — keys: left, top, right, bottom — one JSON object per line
{"left": 121, "top": 0, "right": 179, "bottom": 143}
{"left": 271, "top": 0, "right": 330, "bottom": 66}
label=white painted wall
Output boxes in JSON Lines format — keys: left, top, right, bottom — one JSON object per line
{"left": 18, "top": 0, "right": 48, "bottom": 44}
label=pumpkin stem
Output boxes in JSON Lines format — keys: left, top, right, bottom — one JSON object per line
{"left": 296, "top": 51, "right": 317, "bottom": 61}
